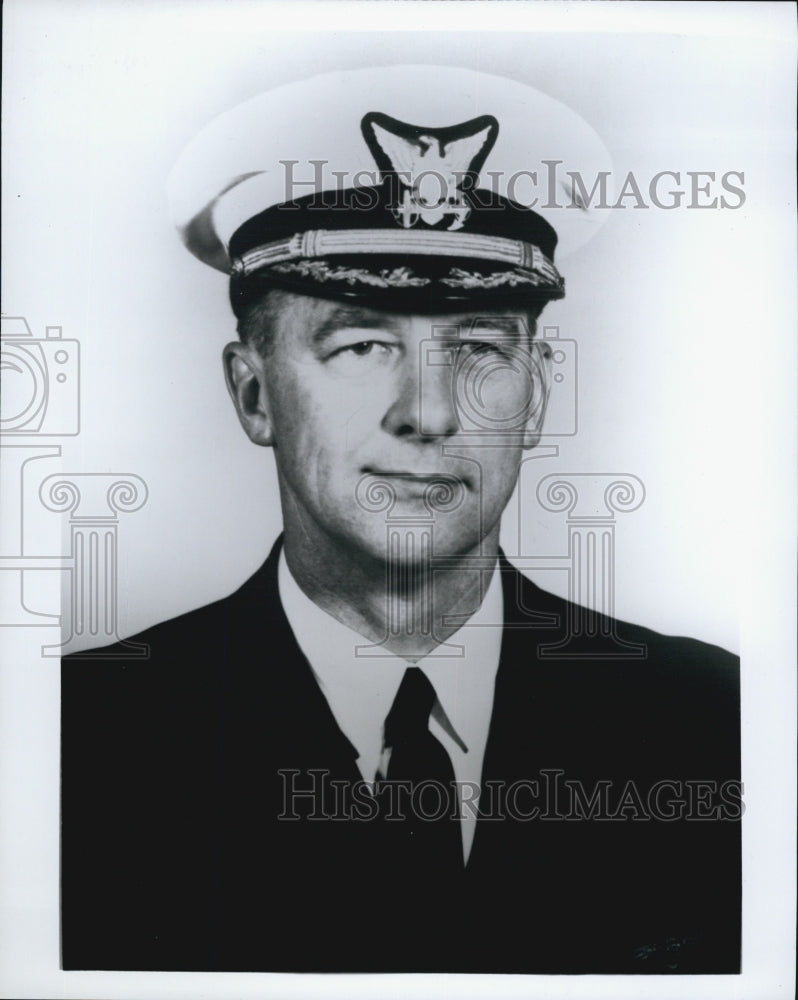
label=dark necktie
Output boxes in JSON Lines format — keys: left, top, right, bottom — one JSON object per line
{"left": 377, "top": 667, "right": 463, "bottom": 877}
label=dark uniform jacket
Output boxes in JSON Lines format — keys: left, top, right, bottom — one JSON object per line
{"left": 61, "top": 538, "right": 741, "bottom": 974}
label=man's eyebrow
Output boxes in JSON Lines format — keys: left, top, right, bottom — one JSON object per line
{"left": 312, "top": 307, "right": 401, "bottom": 344}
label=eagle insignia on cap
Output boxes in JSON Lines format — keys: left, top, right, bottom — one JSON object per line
{"left": 361, "top": 112, "right": 499, "bottom": 232}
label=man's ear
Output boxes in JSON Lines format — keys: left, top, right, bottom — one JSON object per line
{"left": 222, "top": 342, "right": 275, "bottom": 446}
{"left": 523, "top": 338, "right": 552, "bottom": 450}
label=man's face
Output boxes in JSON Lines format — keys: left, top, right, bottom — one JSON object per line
{"left": 225, "top": 291, "right": 550, "bottom": 566}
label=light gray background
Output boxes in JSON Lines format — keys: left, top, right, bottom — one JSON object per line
{"left": 1, "top": 2, "right": 795, "bottom": 999}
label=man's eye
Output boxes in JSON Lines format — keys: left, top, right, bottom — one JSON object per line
{"left": 331, "top": 340, "right": 391, "bottom": 359}
{"left": 324, "top": 339, "right": 396, "bottom": 374}
{"left": 343, "top": 341, "right": 379, "bottom": 357}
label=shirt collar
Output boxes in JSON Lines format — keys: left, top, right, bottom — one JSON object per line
{"left": 278, "top": 550, "right": 503, "bottom": 770}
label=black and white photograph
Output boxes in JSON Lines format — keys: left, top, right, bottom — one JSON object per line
{"left": 1, "top": 2, "right": 795, "bottom": 998}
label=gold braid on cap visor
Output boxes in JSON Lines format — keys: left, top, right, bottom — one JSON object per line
{"left": 229, "top": 229, "right": 563, "bottom": 288}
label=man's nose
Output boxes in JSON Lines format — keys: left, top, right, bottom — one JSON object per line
{"left": 381, "top": 343, "right": 460, "bottom": 440}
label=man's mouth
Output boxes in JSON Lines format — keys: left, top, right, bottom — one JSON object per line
{"left": 363, "top": 469, "right": 470, "bottom": 488}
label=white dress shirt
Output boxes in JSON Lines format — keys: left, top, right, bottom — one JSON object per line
{"left": 278, "top": 552, "right": 503, "bottom": 864}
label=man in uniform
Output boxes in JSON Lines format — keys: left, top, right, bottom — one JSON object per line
{"left": 61, "top": 66, "right": 741, "bottom": 974}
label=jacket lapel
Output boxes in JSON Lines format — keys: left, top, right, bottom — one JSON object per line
{"left": 220, "top": 535, "right": 361, "bottom": 774}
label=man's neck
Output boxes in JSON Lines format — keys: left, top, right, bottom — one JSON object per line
{"left": 281, "top": 522, "right": 501, "bottom": 662}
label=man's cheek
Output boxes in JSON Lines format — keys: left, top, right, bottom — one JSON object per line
{"left": 342, "top": 397, "right": 388, "bottom": 452}
{"left": 475, "top": 454, "right": 524, "bottom": 508}
{"left": 487, "top": 376, "right": 536, "bottom": 427}
{"left": 452, "top": 376, "right": 528, "bottom": 433}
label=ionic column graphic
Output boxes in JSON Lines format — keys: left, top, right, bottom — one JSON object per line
{"left": 353, "top": 474, "right": 467, "bottom": 657}
{"left": 535, "top": 473, "right": 647, "bottom": 658}
{"left": 40, "top": 474, "right": 148, "bottom": 657}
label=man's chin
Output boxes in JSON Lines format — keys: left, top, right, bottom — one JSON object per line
{"left": 336, "top": 519, "right": 488, "bottom": 570}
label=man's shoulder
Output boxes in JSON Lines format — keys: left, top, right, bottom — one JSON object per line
{"left": 59, "top": 547, "right": 289, "bottom": 766}
{"left": 59, "top": 547, "right": 288, "bottom": 744}
{"left": 62, "top": 543, "right": 283, "bottom": 669}
{"left": 499, "top": 558, "right": 739, "bottom": 765}
{"left": 65, "top": 587, "right": 246, "bottom": 661}
{"left": 499, "top": 556, "right": 739, "bottom": 754}
{"left": 503, "top": 554, "right": 738, "bottom": 670}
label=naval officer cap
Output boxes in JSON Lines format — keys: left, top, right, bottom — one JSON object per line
{"left": 168, "top": 66, "right": 612, "bottom": 315}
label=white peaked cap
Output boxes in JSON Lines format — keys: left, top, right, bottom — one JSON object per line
{"left": 168, "top": 65, "right": 613, "bottom": 276}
